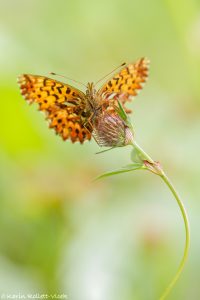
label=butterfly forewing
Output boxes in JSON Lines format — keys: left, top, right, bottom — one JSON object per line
{"left": 98, "top": 57, "right": 149, "bottom": 113}
{"left": 18, "top": 74, "right": 91, "bottom": 143}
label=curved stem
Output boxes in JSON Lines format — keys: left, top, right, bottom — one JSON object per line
{"left": 158, "top": 172, "right": 190, "bottom": 300}
{"left": 131, "top": 141, "right": 190, "bottom": 300}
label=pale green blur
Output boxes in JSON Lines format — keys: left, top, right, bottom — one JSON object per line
{"left": 0, "top": 0, "right": 200, "bottom": 299}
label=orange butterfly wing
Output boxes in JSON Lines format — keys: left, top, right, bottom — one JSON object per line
{"left": 18, "top": 74, "right": 92, "bottom": 143}
{"left": 98, "top": 57, "right": 149, "bottom": 113}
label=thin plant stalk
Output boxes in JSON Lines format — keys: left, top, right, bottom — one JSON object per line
{"left": 132, "top": 141, "right": 190, "bottom": 300}
{"left": 158, "top": 173, "right": 190, "bottom": 300}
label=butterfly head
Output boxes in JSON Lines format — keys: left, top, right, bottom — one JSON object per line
{"left": 86, "top": 82, "right": 97, "bottom": 98}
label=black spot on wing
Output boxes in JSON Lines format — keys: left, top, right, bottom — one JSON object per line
{"left": 57, "top": 86, "right": 62, "bottom": 94}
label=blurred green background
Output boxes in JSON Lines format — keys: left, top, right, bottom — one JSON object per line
{"left": 0, "top": 0, "right": 200, "bottom": 299}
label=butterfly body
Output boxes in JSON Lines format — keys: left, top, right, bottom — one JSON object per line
{"left": 18, "top": 57, "right": 149, "bottom": 144}
{"left": 85, "top": 82, "right": 99, "bottom": 113}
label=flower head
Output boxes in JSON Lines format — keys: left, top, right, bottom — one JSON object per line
{"left": 93, "top": 111, "right": 134, "bottom": 147}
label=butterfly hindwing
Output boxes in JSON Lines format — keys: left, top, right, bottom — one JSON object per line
{"left": 47, "top": 106, "right": 91, "bottom": 143}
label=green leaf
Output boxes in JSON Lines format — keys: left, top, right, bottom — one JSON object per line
{"left": 116, "top": 100, "right": 128, "bottom": 121}
{"left": 94, "top": 163, "right": 145, "bottom": 180}
{"left": 95, "top": 147, "right": 115, "bottom": 154}
{"left": 117, "top": 100, "right": 134, "bottom": 130}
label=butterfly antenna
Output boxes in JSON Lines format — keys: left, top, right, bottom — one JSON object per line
{"left": 95, "top": 62, "right": 126, "bottom": 86}
{"left": 50, "top": 72, "right": 87, "bottom": 88}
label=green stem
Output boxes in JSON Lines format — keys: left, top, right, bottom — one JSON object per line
{"left": 158, "top": 172, "right": 190, "bottom": 300}
{"left": 131, "top": 141, "right": 190, "bottom": 300}
{"left": 132, "top": 141, "right": 154, "bottom": 164}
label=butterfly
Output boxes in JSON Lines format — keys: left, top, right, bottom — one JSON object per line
{"left": 17, "top": 57, "right": 149, "bottom": 144}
